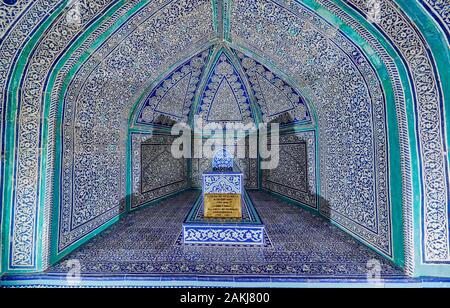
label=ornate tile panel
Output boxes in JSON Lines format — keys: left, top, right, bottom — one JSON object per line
{"left": 183, "top": 192, "right": 265, "bottom": 246}
{"left": 5, "top": 0, "right": 115, "bottom": 268}
{"left": 316, "top": 0, "right": 413, "bottom": 275}
{"left": 1, "top": 0, "right": 447, "bottom": 276}
{"left": 348, "top": 0, "right": 449, "bottom": 264}
{"left": 203, "top": 174, "right": 243, "bottom": 194}
{"left": 212, "top": 148, "right": 234, "bottom": 170}
{"left": 187, "top": 193, "right": 260, "bottom": 223}
{"left": 44, "top": 0, "right": 143, "bottom": 269}
{"left": 57, "top": 0, "right": 215, "bottom": 252}
{"left": 197, "top": 50, "right": 255, "bottom": 124}
{"left": 193, "top": 156, "right": 259, "bottom": 190}
{"left": 262, "top": 131, "right": 317, "bottom": 209}
{"left": 231, "top": 0, "right": 391, "bottom": 256}
{"left": 131, "top": 134, "right": 188, "bottom": 209}
{"left": 183, "top": 226, "right": 265, "bottom": 245}
{"left": 233, "top": 49, "right": 312, "bottom": 126}
{"left": 0, "top": 0, "right": 33, "bottom": 38}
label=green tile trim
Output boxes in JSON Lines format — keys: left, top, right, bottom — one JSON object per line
{"left": 2, "top": 0, "right": 74, "bottom": 274}
{"left": 44, "top": 0, "right": 149, "bottom": 266}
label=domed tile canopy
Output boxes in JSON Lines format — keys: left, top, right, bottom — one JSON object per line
{"left": 234, "top": 49, "right": 312, "bottom": 125}
{"left": 197, "top": 50, "right": 255, "bottom": 125}
{"left": 135, "top": 46, "right": 313, "bottom": 127}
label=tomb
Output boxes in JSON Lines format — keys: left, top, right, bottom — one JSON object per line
{"left": 182, "top": 149, "right": 265, "bottom": 245}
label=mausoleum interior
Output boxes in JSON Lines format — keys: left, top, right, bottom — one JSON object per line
{"left": 0, "top": 0, "right": 449, "bottom": 287}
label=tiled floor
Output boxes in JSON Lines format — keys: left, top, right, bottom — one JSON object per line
{"left": 49, "top": 190, "right": 404, "bottom": 278}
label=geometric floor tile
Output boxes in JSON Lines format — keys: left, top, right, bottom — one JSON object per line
{"left": 48, "top": 191, "right": 404, "bottom": 278}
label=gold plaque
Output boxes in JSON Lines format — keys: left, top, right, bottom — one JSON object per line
{"left": 204, "top": 194, "right": 242, "bottom": 219}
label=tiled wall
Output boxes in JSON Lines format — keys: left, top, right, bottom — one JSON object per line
{"left": 262, "top": 131, "right": 317, "bottom": 209}
{"left": 131, "top": 133, "right": 189, "bottom": 209}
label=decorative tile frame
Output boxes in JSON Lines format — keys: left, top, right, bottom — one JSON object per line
{"left": 1, "top": 0, "right": 119, "bottom": 271}
{"left": 131, "top": 133, "right": 189, "bottom": 210}
{"left": 346, "top": 0, "right": 450, "bottom": 267}
{"left": 262, "top": 130, "right": 317, "bottom": 209}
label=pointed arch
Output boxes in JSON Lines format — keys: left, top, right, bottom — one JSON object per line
{"left": 0, "top": 0, "right": 448, "bottom": 280}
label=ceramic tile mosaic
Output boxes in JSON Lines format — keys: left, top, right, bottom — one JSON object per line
{"left": 49, "top": 191, "right": 403, "bottom": 278}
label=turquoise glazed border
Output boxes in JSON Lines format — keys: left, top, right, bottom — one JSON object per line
{"left": 306, "top": 0, "right": 405, "bottom": 266}
{"left": 394, "top": 0, "right": 450, "bottom": 277}
{"left": 1, "top": 274, "right": 450, "bottom": 288}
